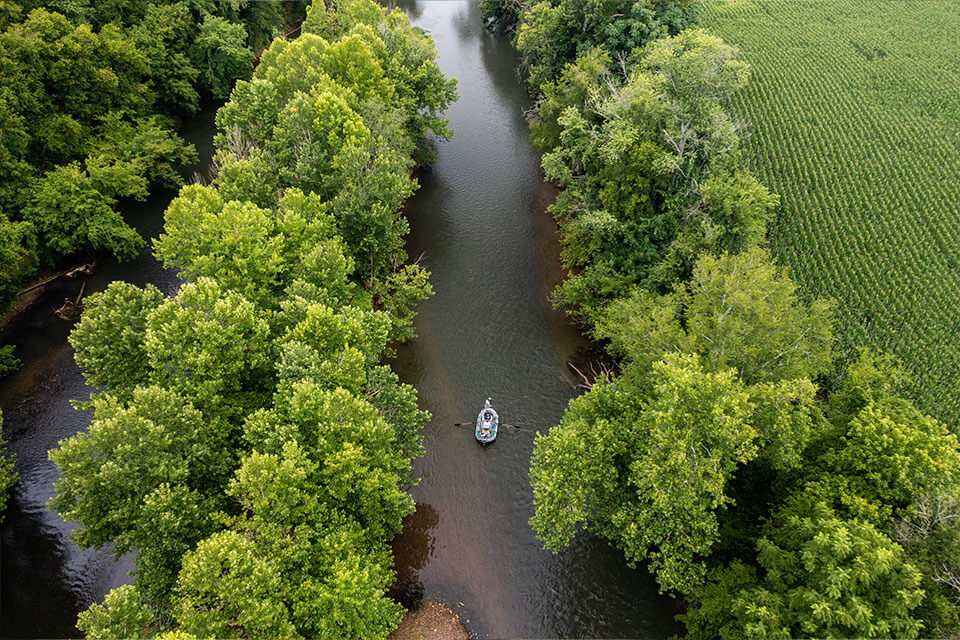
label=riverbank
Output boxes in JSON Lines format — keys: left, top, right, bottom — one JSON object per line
{"left": 388, "top": 600, "right": 471, "bottom": 640}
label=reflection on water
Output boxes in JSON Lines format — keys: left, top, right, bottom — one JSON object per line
{"left": 389, "top": 502, "right": 439, "bottom": 608}
{"left": 0, "top": 104, "right": 218, "bottom": 639}
{"left": 389, "top": 2, "right": 679, "bottom": 637}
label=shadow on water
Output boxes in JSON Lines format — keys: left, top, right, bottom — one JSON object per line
{"left": 390, "top": 2, "right": 680, "bottom": 638}
{"left": 388, "top": 501, "right": 440, "bottom": 609}
{"left": 0, "top": 103, "right": 219, "bottom": 639}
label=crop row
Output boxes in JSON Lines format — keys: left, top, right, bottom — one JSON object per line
{"left": 702, "top": 0, "right": 960, "bottom": 426}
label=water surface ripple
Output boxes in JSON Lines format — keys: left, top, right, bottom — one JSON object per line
{"left": 389, "top": 2, "right": 678, "bottom": 637}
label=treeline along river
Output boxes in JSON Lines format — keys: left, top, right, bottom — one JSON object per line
{"left": 0, "top": 2, "right": 677, "bottom": 637}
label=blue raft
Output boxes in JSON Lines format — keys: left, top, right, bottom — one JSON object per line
{"left": 475, "top": 397, "right": 499, "bottom": 444}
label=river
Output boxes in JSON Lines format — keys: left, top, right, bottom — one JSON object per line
{"left": 387, "top": 1, "right": 677, "bottom": 637}
{"left": 0, "top": 3, "right": 677, "bottom": 637}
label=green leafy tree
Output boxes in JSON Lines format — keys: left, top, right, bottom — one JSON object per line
{"left": 0, "top": 213, "right": 34, "bottom": 302}
{"left": 53, "top": 4, "right": 443, "bottom": 635}
{"left": 144, "top": 277, "right": 274, "bottom": 419}
{"left": 531, "top": 354, "right": 762, "bottom": 592}
{"left": 154, "top": 185, "right": 285, "bottom": 306}
{"left": 48, "top": 386, "right": 227, "bottom": 597}
{"left": 539, "top": 31, "right": 765, "bottom": 317}
{"left": 23, "top": 161, "right": 145, "bottom": 262}
{"left": 70, "top": 280, "right": 164, "bottom": 393}
{"left": 598, "top": 247, "right": 834, "bottom": 385}
{"left": 129, "top": 3, "right": 201, "bottom": 114}
{"left": 683, "top": 502, "right": 925, "bottom": 639}
{"left": 173, "top": 530, "right": 299, "bottom": 639}
{"left": 373, "top": 263, "right": 434, "bottom": 343}
{"left": 515, "top": 0, "right": 697, "bottom": 92}
{"left": 191, "top": 13, "right": 253, "bottom": 99}
{"left": 77, "top": 584, "right": 156, "bottom": 640}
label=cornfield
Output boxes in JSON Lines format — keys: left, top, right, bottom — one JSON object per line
{"left": 701, "top": 0, "right": 960, "bottom": 427}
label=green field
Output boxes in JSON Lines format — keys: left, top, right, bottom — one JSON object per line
{"left": 701, "top": 0, "right": 960, "bottom": 427}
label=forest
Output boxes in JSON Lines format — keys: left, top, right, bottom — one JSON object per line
{"left": 1, "top": 0, "right": 958, "bottom": 638}
{"left": 480, "top": 0, "right": 960, "bottom": 636}
{"left": 3, "top": 0, "right": 457, "bottom": 636}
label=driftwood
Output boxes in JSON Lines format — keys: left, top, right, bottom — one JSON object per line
{"left": 55, "top": 280, "right": 87, "bottom": 321}
{"left": 16, "top": 262, "right": 96, "bottom": 297}
{"left": 567, "top": 360, "right": 613, "bottom": 390}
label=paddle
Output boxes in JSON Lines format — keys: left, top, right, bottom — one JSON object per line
{"left": 454, "top": 422, "right": 520, "bottom": 429}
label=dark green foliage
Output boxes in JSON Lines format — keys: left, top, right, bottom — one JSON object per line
{"left": 0, "top": 410, "right": 17, "bottom": 521}
{"left": 0, "top": 0, "right": 286, "bottom": 314}
{"left": 0, "top": 344, "right": 20, "bottom": 376}
{"left": 514, "top": 0, "right": 698, "bottom": 92}
{"left": 684, "top": 502, "right": 925, "bottom": 639}
{"left": 598, "top": 247, "right": 834, "bottom": 385}
{"left": 479, "top": 0, "right": 523, "bottom": 34}
{"left": 535, "top": 30, "right": 768, "bottom": 319}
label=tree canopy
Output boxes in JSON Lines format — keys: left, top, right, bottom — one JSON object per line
{"left": 51, "top": 1, "right": 454, "bottom": 636}
{"left": 0, "top": 0, "right": 291, "bottom": 324}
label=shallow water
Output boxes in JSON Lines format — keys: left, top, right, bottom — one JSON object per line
{"left": 387, "top": 2, "right": 678, "bottom": 637}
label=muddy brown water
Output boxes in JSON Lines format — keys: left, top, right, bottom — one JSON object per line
{"left": 0, "top": 4, "right": 678, "bottom": 637}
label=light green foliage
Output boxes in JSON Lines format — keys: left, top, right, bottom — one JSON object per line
{"left": 531, "top": 354, "right": 768, "bottom": 592}
{"left": 528, "top": 46, "right": 610, "bottom": 151}
{"left": 0, "top": 410, "right": 17, "bottom": 521}
{"left": 682, "top": 351, "right": 960, "bottom": 638}
{"left": 685, "top": 502, "right": 925, "bottom": 639}
{"left": 540, "top": 31, "right": 770, "bottom": 317}
{"left": 243, "top": 384, "right": 413, "bottom": 541}
{"left": 23, "top": 117, "right": 194, "bottom": 264}
{"left": 49, "top": 386, "right": 225, "bottom": 555}
{"left": 77, "top": 584, "right": 155, "bottom": 640}
{"left": 598, "top": 247, "right": 834, "bottom": 385}
{"left": 173, "top": 531, "right": 299, "bottom": 639}
{"left": 305, "top": 0, "right": 458, "bottom": 151}
{"left": 212, "top": 150, "right": 278, "bottom": 208}
{"left": 701, "top": 0, "right": 960, "bottom": 426}
{"left": 816, "top": 400, "right": 960, "bottom": 515}
{"left": 154, "top": 185, "right": 285, "bottom": 305}
{"left": 215, "top": 0, "right": 453, "bottom": 283}
{"left": 800, "top": 351, "right": 960, "bottom": 523}
{"left": 364, "top": 365, "right": 428, "bottom": 467}
{"left": 91, "top": 115, "right": 197, "bottom": 191}
{"left": 129, "top": 3, "right": 201, "bottom": 114}
{"left": 374, "top": 264, "right": 434, "bottom": 343}
{"left": 54, "top": 2, "right": 445, "bottom": 635}
{"left": 70, "top": 281, "right": 164, "bottom": 393}
{"left": 216, "top": 443, "right": 404, "bottom": 638}
{"left": 144, "top": 278, "right": 274, "bottom": 417}
{"left": 0, "top": 9, "right": 150, "bottom": 172}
